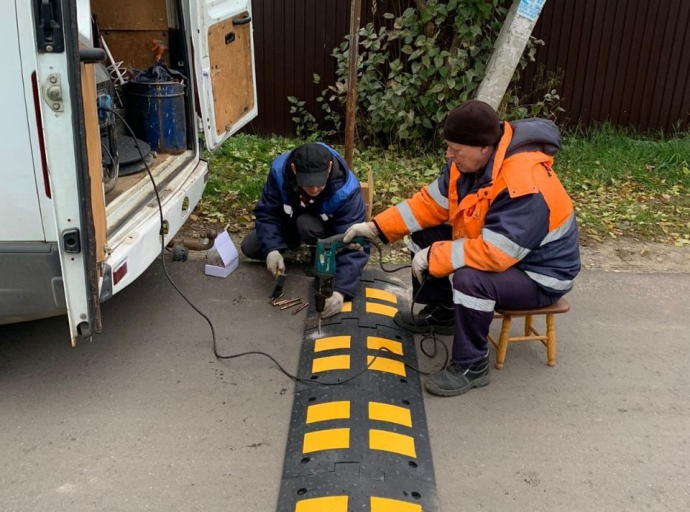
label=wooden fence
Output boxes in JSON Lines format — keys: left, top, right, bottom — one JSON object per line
{"left": 247, "top": 0, "right": 690, "bottom": 136}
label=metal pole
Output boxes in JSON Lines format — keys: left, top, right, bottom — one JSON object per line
{"left": 344, "top": 0, "right": 362, "bottom": 167}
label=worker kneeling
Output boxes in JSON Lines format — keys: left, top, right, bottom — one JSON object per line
{"left": 344, "top": 100, "right": 581, "bottom": 397}
{"left": 242, "top": 142, "right": 368, "bottom": 317}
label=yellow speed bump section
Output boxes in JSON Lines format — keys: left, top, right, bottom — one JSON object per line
{"left": 303, "top": 428, "right": 350, "bottom": 454}
{"left": 365, "top": 288, "right": 398, "bottom": 304}
{"left": 306, "top": 401, "right": 351, "bottom": 424}
{"left": 371, "top": 496, "right": 422, "bottom": 512}
{"left": 314, "top": 336, "right": 351, "bottom": 353}
{"left": 312, "top": 355, "right": 350, "bottom": 373}
{"left": 366, "top": 302, "right": 398, "bottom": 318}
{"left": 340, "top": 302, "right": 352, "bottom": 313}
{"left": 368, "top": 402, "right": 412, "bottom": 428}
{"left": 367, "top": 336, "right": 403, "bottom": 356}
{"left": 367, "top": 355, "right": 406, "bottom": 377}
{"left": 369, "top": 429, "right": 417, "bottom": 458}
{"left": 295, "top": 495, "right": 349, "bottom": 512}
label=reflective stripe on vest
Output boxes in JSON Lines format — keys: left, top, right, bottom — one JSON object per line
{"left": 541, "top": 211, "right": 575, "bottom": 246}
{"left": 395, "top": 201, "right": 422, "bottom": 233}
{"left": 524, "top": 270, "right": 574, "bottom": 291}
{"left": 482, "top": 228, "right": 531, "bottom": 261}
{"left": 427, "top": 178, "right": 449, "bottom": 210}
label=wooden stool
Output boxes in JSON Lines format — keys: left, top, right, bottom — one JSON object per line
{"left": 488, "top": 297, "right": 570, "bottom": 369}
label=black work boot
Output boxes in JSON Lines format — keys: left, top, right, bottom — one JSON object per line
{"left": 424, "top": 353, "right": 491, "bottom": 397}
{"left": 394, "top": 303, "right": 455, "bottom": 335}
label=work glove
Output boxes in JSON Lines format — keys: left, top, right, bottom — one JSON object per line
{"left": 266, "top": 250, "right": 285, "bottom": 277}
{"left": 321, "top": 291, "right": 344, "bottom": 319}
{"left": 343, "top": 222, "right": 378, "bottom": 244}
{"left": 412, "top": 247, "right": 430, "bottom": 283}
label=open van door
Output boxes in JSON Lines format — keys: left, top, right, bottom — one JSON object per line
{"left": 188, "top": 0, "right": 258, "bottom": 150}
{"left": 30, "top": 0, "right": 101, "bottom": 344}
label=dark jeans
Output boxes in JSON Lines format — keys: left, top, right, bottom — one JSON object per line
{"left": 410, "top": 226, "right": 563, "bottom": 364}
{"left": 241, "top": 212, "right": 327, "bottom": 259}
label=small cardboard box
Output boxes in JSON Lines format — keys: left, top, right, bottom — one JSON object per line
{"left": 204, "top": 231, "right": 239, "bottom": 278}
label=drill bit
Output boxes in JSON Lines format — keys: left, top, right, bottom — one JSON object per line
{"left": 292, "top": 302, "right": 309, "bottom": 315}
{"left": 317, "top": 314, "right": 322, "bottom": 335}
{"left": 280, "top": 300, "right": 302, "bottom": 310}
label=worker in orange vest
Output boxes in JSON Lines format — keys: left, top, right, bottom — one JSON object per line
{"left": 344, "top": 100, "right": 580, "bottom": 397}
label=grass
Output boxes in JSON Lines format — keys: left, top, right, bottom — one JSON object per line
{"left": 195, "top": 125, "right": 690, "bottom": 246}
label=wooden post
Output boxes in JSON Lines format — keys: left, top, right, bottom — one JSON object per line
{"left": 344, "top": 0, "right": 373, "bottom": 219}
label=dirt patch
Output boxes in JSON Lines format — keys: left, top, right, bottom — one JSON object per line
{"left": 580, "top": 240, "right": 690, "bottom": 273}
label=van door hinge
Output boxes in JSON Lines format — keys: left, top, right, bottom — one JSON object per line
{"left": 33, "top": 0, "right": 65, "bottom": 53}
{"left": 44, "top": 73, "right": 64, "bottom": 112}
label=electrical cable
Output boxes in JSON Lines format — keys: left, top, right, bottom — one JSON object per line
{"left": 100, "top": 107, "right": 449, "bottom": 385}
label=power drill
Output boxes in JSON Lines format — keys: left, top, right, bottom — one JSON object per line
{"left": 314, "top": 233, "right": 365, "bottom": 332}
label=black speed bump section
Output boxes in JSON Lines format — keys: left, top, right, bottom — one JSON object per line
{"left": 276, "top": 269, "right": 440, "bottom": 512}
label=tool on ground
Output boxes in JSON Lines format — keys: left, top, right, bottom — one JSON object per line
{"left": 314, "top": 234, "right": 366, "bottom": 333}
{"left": 293, "top": 302, "right": 309, "bottom": 315}
{"left": 273, "top": 297, "right": 299, "bottom": 307}
{"left": 269, "top": 293, "right": 285, "bottom": 305}
{"left": 270, "top": 270, "right": 287, "bottom": 301}
{"left": 280, "top": 300, "right": 302, "bottom": 311}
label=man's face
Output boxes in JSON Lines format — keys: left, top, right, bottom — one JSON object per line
{"left": 444, "top": 140, "right": 491, "bottom": 173}
{"left": 302, "top": 185, "right": 326, "bottom": 197}
{"left": 292, "top": 161, "right": 332, "bottom": 197}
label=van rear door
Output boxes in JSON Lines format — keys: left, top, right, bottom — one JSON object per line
{"left": 30, "top": 0, "right": 101, "bottom": 344}
{"left": 188, "top": 0, "right": 258, "bottom": 150}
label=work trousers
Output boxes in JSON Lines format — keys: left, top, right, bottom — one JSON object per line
{"left": 409, "top": 226, "right": 563, "bottom": 364}
{"left": 241, "top": 212, "right": 327, "bottom": 259}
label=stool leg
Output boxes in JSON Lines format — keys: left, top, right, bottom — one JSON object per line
{"left": 546, "top": 313, "right": 556, "bottom": 367}
{"left": 524, "top": 314, "right": 533, "bottom": 336}
{"left": 495, "top": 316, "right": 512, "bottom": 370}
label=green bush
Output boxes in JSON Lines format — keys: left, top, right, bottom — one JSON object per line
{"left": 290, "top": 0, "right": 547, "bottom": 148}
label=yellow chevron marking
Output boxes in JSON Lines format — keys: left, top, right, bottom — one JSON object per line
{"left": 314, "top": 336, "right": 351, "bottom": 353}
{"left": 295, "top": 495, "right": 349, "bottom": 512}
{"left": 303, "top": 428, "right": 350, "bottom": 454}
{"left": 366, "top": 302, "right": 398, "bottom": 317}
{"left": 367, "top": 355, "right": 406, "bottom": 377}
{"left": 368, "top": 402, "right": 412, "bottom": 428}
{"left": 370, "top": 496, "right": 422, "bottom": 512}
{"left": 369, "top": 429, "right": 417, "bottom": 458}
{"left": 367, "top": 336, "right": 403, "bottom": 356}
{"left": 365, "top": 288, "right": 398, "bottom": 304}
{"left": 340, "top": 302, "right": 352, "bottom": 313}
{"left": 306, "top": 401, "right": 351, "bottom": 424}
{"left": 312, "top": 355, "right": 350, "bottom": 373}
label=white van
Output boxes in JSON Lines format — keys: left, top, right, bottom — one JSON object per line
{"left": 1, "top": 0, "right": 257, "bottom": 344}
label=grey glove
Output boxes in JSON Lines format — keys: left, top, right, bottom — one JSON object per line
{"left": 343, "top": 222, "right": 378, "bottom": 244}
{"left": 412, "top": 247, "right": 430, "bottom": 283}
{"left": 266, "top": 250, "right": 285, "bottom": 277}
{"left": 321, "top": 291, "right": 344, "bottom": 319}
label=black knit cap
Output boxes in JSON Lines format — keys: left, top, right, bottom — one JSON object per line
{"left": 443, "top": 100, "right": 502, "bottom": 147}
{"left": 290, "top": 143, "right": 333, "bottom": 187}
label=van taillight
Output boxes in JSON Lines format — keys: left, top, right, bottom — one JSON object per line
{"left": 31, "top": 72, "right": 51, "bottom": 199}
{"left": 113, "top": 262, "right": 128, "bottom": 285}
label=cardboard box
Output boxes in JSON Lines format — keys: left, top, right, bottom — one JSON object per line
{"left": 204, "top": 231, "right": 239, "bottom": 278}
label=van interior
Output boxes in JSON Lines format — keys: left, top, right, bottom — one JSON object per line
{"left": 88, "top": 0, "right": 195, "bottom": 205}
{"left": 80, "top": 0, "right": 254, "bottom": 263}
